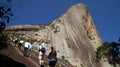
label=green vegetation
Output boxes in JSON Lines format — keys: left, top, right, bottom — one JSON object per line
{"left": 80, "top": 64, "right": 84, "bottom": 67}
{"left": 54, "top": 26, "right": 60, "bottom": 33}
{"left": 0, "top": 0, "right": 13, "bottom": 50}
{"left": 96, "top": 38, "right": 120, "bottom": 67}
{"left": 0, "top": 32, "right": 10, "bottom": 49}
{"left": 54, "top": 27, "right": 58, "bottom": 33}
{"left": 61, "top": 55, "right": 65, "bottom": 60}
{"left": 28, "top": 39, "right": 38, "bottom": 43}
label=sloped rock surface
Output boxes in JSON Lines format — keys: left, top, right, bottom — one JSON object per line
{"left": 6, "top": 3, "right": 104, "bottom": 67}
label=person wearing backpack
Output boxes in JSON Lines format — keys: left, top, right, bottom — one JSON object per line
{"left": 24, "top": 40, "right": 30, "bottom": 57}
{"left": 38, "top": 40, "right": 46, "bottom": 67}
{"left": 47, "top": 46, "right": 57, "bottom": 67}
{"left": 13, "top": 37, "right": 18, "bottom": 47}
{"left": 18, "top": 40, "right": 24, "bottom": 50}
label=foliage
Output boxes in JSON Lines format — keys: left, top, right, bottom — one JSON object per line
{"left": 80, "top": 64, "right": 84, "bottom": 67}
{"left": 96, "top": 41, "right": 120, "bottom": 67}
{"left": 0, "top": 0, "right": 13, "bottom": 50}
{"left": 54, "top": 26, "right": 60, "bottom": 33}
{"left": 61, "top": 56, "right": 65, "bottom": 60}
{"left": 0, "top": 32, "right": 10, "bottom": 49}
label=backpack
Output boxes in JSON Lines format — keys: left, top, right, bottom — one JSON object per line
{"left": 40, "top": 45, "right": 46, "bottom": 53}
{"left": 29, "top": 44, "right": 33, "bottom": 49}
{"left": 49, "top": 51, "right": 57, "bottom": 62}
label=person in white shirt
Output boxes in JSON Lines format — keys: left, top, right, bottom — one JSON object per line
{"left": 24, "top": 40, "right": 30, "bottom": 57}
{"left": 39, "top": 40, "right": 46, "bottom": 67}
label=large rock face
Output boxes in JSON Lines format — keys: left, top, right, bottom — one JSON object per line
{"left": 49, "top": 4, "right": 103, "bottom": 67}
{"left": 6, "top": 3, "right": 104, "bottom": 67}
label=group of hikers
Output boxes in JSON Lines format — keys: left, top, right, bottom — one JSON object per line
{"left": 11, "top": 36, "right": 57, "bottom": 67}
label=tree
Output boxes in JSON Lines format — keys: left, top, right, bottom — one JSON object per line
{"left": 0, "top": 0, "right": 13, "bottom": 50}
{"left": 119, "top": 37, "right": 120, "bottom": 42}
{"left": 96, "top": 41, "right": 120, "bottom": 67}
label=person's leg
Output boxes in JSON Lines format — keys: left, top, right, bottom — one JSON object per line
{"left": 49, "top": 60, "right": 53, "bottom": 67}
{"left": 18, "top": 43, "right": 21, "bottom": 49}
{"left": 29, "top": 49, "right": 31, "bottom": 56}
{"left": 39, "top": 60, "right": 42, "bottom": 65}
{"left": 39, "top": 53, "right": 45, "bottom": 67}
{"left": 39, "top": 55, "right": 43, "bottom": 67}
{"left": 26, "top": 48, "right": 29, "bottom": 56}
{"left": 42, "top": 59, "right": 44, "bottom": 66}
{"left": 39, "top": 53, "right": 42, "bottom": 66}
{"left": 51, "top": 61, "right": 55, "bottom": 67}
{"left": 39, "top": 60, "right": 44, "bottom": 67}
{"left": 14, "top": 40, "right": 17, "bottom": 47}
{"left": 19, "top": 43, "right": 22, "bottom": 50}
{"left": 14, "top": 41, "right": 16, "bottom": 47}
{"left": 24, "top": 47, "right": 26, "bottom": 53}
{"left": 53, "top": 61, "right": 57, "bottom": 67}
{"left": 23, "top": 47, "right": 26, "bottom": 56}
{"left": 50, "top": 61, "right": 57, "bottom": 67}
{"left": 24, "top": 47, "right": 28, "bottom": 56}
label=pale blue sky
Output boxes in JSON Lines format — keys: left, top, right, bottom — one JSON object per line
{"left": 7, "top": 0, "right": 120, "bottom": 42}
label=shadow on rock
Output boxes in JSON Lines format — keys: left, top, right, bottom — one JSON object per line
{"left": 0, "top": 54, "right": 26, "bottom": 67}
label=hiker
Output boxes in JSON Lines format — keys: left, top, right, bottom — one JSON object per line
{"left": 47, "top": 46, "right": 57, "bottom": 67}
{"left": 13, "top": 37, "right": 18, "bottom": 47}
{"left": 38, "top": 40, "right": 46, "bottom": 67}
{"left": 12, "top": 36, "right": 16, "bottom": 42}
{"left": 24, "top": 40, "right": 30, "bottom": 57}
{"left": 18, "top": 40, "right": 24, "bottom": 50}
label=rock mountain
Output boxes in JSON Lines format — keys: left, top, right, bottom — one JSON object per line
{"left": 6, "top": 3, "right": 111, "bottom": 67}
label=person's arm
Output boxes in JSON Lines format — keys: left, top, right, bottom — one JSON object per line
{"left": 55, "top": 51, "right": 57, "bottom": 57}
{"left": 47, "top": 50, "right": 51, "bottom": 58}
{"left": 38, "top": 45, "right": 41, "bottom": 51}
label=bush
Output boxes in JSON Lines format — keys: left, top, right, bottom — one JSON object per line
{"left": 96, "top": 42, "right": 120, "bottom": 67}
{"left": 0, "top": 33, "right": 10, "bottom": 50}
{"left": 0, "top": 0, "right": 13, "bottom": 50}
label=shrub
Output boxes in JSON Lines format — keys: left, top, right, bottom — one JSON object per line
{"left": 96, "top": 42, "right": 120, "bottom": 67}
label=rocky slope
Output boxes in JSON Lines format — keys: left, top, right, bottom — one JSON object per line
{"left": 6, "top": 3, "right": 107, "bottom": 67}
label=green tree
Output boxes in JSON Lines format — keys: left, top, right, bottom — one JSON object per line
{"left": 118, "top": 37, "right": 120, "bottom": 42}
{"left": 0, "top": 0, "right": 13, "bottom": 50}
{"left": 96, "top": 41, "right": 120, "bottom": 67}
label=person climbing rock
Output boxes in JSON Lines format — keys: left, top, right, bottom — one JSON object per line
{"left": 18, "top": 40, "right": 24, "bottom": 50}
{"left": 47, "top": 46, "right": 57, "bottom": 67}
{"left": 38, "top": 40, "right": 46, "bottom": 67}
{"left": 24, "top": 40, "right": 30, "bottom": 57}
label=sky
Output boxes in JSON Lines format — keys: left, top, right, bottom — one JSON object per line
{"left": 5, "top": 0, "right": 120, "bottom": 42}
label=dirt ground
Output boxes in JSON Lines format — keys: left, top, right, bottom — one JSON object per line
{"left": 0, "top": 44, "right": 39, "bottom": 67}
